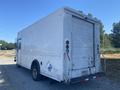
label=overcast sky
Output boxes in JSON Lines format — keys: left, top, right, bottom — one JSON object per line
{"left": 0, "top": 0, "right": 120, "bottom": 42}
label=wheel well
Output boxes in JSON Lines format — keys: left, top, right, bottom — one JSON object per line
{"left": 31, "top": 60, "right": 40, "bottom": 70}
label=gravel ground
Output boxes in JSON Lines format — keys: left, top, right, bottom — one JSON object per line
{"left": 0, "top": 59, "right": 120, "bottom": 90}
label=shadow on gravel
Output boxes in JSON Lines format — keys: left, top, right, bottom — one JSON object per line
{"left": 0, "top": 64, "right": 16, "bottom": 90}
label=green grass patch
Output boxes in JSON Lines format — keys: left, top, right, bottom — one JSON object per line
{"left": 101, "top": 48, "right": 120, "bottom": 54}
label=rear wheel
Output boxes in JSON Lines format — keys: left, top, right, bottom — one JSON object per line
{"left": 31, "top": 63, "right": 42, "bottom": 81}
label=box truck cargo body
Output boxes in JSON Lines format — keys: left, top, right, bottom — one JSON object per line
{"left": 16, "top": 7, "right": 103, "bottom": 83}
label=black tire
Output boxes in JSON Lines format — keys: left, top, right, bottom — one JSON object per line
{"left": 31, "top": 64, "right": 42, "bottom": 81}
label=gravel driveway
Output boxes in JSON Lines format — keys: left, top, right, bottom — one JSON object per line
{"left": 0, "top": 59, "right": 120, "bottom": 90}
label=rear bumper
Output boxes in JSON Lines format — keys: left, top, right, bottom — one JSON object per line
{"left": 70, "top": 72, "right": 105, "bottom": 84}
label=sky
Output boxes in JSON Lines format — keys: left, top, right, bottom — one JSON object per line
{"left": 0, "top": 0, "right": 120, "bottom": 43}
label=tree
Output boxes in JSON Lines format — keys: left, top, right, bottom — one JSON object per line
{"left": 6, "top": 43, "right": 16, "bottom": 50}
{"left": 0, "top": 40, "right": 15, "bottom": 50}
{"left": 100, "top": 23, "right": 112, "bottom": 48}
{"left": 100, "top": 23, "right": 105, "bottom": 48}
{"left": 110, "top": 22, "right": 120, "bottom": 48}
{"left": 103, "top": 34, "right": 112, "bottom": 48}
{"left": 0, "top": 40, "right": 8, "bottom": 50}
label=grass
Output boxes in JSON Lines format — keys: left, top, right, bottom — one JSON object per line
{"left": 101, "top": 48, "right": 120, "bottom": 59}
{"left": 101, "top": 48, "right": 120, "bottom": 54}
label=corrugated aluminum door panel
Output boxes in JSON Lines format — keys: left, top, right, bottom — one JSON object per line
{"left": 72, "top": 16, "right": 94, "bottom": 70}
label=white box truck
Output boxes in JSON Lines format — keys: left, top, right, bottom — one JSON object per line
{"left": 15, "top": 7, "right": 103, "bottom": 83}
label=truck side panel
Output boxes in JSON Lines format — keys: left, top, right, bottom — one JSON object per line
{"left": 17, "top": 9, "right": 65, "bottom": 81}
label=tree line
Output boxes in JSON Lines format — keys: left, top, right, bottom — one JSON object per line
{"left": 0, "top": 40, "right": 15, "bottom": 50}
{"left": 100, "top": 21, "right": 120, "bottom": 48}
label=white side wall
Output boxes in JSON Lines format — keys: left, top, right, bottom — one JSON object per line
{"left": 17, "top": 9, "right": 65, "bottom": 81}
